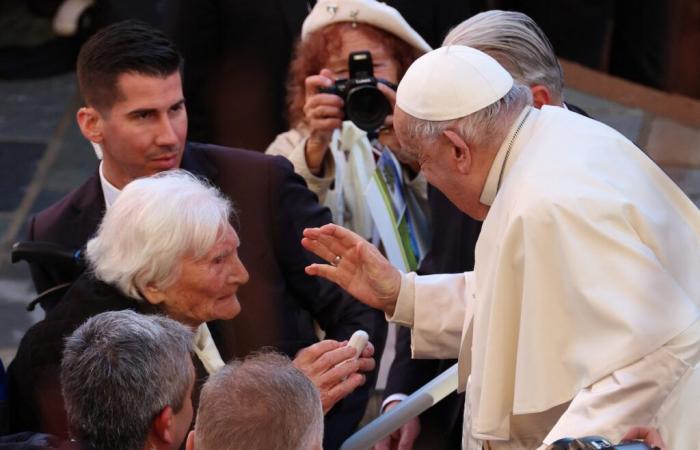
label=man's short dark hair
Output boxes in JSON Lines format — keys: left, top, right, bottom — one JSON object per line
{"left": 76, "top": 20, "right": 183, "bottom": 110}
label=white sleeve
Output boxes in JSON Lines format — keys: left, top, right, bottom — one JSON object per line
{"left": 389, "top": 271, "right": 473, "bottom": 360}
{"left": 542, "top": 324, "right": 700, "bottom": 446}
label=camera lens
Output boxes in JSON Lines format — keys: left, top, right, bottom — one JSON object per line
{"left": 345, "top": 85, "right": 391, "bottom": 132}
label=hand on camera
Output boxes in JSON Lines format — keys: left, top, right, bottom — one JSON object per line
{"left": 303, "top": 68, "right": 344, "bottom": 175}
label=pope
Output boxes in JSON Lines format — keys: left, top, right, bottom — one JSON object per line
{"left": 302, "top": 46, "right": 700, "bottom": 450}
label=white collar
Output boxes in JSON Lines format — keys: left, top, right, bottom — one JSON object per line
{"left": 98, "top": 161, "right": 121, "bottom": 209}
{"left": 479, "top": 106, "right": 537, "bottom": 206}
{"left": 194, "top": 323, "right": 226, "bottom": 374}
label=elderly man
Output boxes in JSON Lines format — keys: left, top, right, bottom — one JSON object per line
{"left": 187, "top": 353, "right": 324, "bottom": 450}
{"left": 381, "top": 11, "right": 587, "bottom": 449}
{"left": 25, "top": 20, "right": 384, "bottom": 449}
{"left": 302, "top": 46, "right": 700, "bottom": 449}
{"left": 61, "top": 310, "right": 195, "bottom": 450}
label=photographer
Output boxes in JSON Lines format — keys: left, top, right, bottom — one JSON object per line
{"left": 266, "top": 0, "right": 430, "bottom": 241}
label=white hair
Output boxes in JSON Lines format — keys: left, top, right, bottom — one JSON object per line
{"left": 444, "top": 10, "right": 564, "bottom": 103}
{"left": 86, "top": 170, "right": 233, "bottom": 298}
{"left": 400, "top": 83, "right": 533, "bottom": 152}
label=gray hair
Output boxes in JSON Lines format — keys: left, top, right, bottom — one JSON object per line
{"left": 86, "top": 169, "right": 233, "bottom": 298}
{"left": 194, "top": 353, "right": 324, "bottom": 450}
{"left": 444, "top": 10, "right": 564, "bottom": 103}
{"left": 60, "top": 310, "right": 194, "bottom": 450}
{"left": 400, "top": 83, "right": 533, "bottom": 152}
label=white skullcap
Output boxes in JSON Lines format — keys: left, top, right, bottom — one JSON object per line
{"left": 302, "top": 0, "right": 431, "bottom": 53}
{"left": 396, "top": 46, "right": 513, "bottom": 121}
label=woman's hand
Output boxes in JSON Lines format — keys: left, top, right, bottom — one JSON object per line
{"left": 303, "top": 68, "right": 344, "bottom": 175}
{"left": 293, "top": 339, "right": 375, "bottom": 413}
{"left": 376, "top": 83, "right": 420, "bottom": 173}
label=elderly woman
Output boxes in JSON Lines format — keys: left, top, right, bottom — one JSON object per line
{"left": 7, "top": 171, "right": 374, "bottom": 438}
{"left": 266, "top": 0, "right": 431, "bottom": 257}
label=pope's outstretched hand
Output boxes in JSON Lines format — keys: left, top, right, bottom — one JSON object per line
{"left": 302, "top": 224, "right": 402, "bottom": 315}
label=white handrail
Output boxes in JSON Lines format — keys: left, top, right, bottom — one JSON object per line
{"left": 341, "top": 363, "right": 459, "bottom": 450}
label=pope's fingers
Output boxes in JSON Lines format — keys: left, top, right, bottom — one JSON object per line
{"left": 301, "top": 237, "right": 337, "bottom": 263}
{"left": 313, "top": 232, "right": 359, "bottom": 260}
{"left": 304, "top": 263, "right": 346, "bottom": 288}
{"left": 307, "top": 223, "right": 366, "bottom": 248}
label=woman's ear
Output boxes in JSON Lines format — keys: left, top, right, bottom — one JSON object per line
{"left": 142, "top": 284, "right": 167, "bottom": 305}
{"left": 76, "top": 106, "right": 104, "bottom": 143}
{"left": 443, "top": 130, "right": 472, "bottom": 174}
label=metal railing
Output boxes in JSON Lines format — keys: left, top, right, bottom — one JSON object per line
{"left": 341, "top": 363, "right": 459, "bottom": 450}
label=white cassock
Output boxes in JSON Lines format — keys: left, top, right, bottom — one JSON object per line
{"left": 391, "top": 106, "right": 700, "bottom": 449}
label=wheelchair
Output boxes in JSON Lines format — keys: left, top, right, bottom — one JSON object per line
{"left": 10, "top": 241, "right": 84, "bottom": 312}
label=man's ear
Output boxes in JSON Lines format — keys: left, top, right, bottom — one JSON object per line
{"left": 76, "top": 106, "right": 104, "bottom": 143}
{"left": 151, "top": 405, "right": 175, "bottom": 446}
{"left": 186, "top": 430, "right": 196, "bottom": 450}
{"left": 530, "top": 84, "right": 552, "bottom": 108}
{"left": 442, "top": 130, "right": 471, "bottom": 174}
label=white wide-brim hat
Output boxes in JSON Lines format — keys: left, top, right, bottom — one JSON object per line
{"left": 397, "top": 45, "right": 514, "bottom": 121}
{"left": 302, "top": 0, "right": 431, "bottom": 53}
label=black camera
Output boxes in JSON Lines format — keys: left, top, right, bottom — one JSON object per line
{"left": 549, "top": 436, "right": 654, "bottom": 450}
{"left": 318, "top": 50, "right": 397, "bottom": 132}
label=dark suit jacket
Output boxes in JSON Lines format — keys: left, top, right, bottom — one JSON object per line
{"left": 6, "top": 274, "right": 192, "bottom": 437}
{"left": 25, "top": 143, "right": 386, "bottom": 449}
{"left": 165, "top": 0, "right": 309, "bottom": 151}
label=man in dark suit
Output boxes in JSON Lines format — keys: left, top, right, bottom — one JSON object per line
{"left": 26, "top": 20, "right": 385, "bottom": 450}
{"left": 379, "top": 11, "right": 586, "bottom": 449}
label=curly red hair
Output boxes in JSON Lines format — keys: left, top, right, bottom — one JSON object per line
{"left": 287, "top": 23, "right": 424, "bottom": 128}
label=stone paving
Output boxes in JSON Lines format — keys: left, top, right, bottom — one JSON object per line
{"left": 0, "top": 74, "right": 698, "bottom": 366}
{"left": 0, "top": 73, "right": 95, "bottom": 364}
